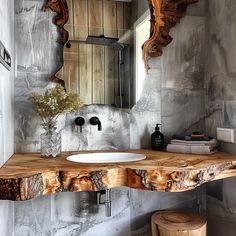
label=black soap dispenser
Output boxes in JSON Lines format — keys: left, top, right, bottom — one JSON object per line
{"left": 151, "top": 124, "right": 164, "bottom": 151}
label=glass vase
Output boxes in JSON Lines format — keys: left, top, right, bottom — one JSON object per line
{"left": 40, "top": 128, "right": 61, "bottom": 158}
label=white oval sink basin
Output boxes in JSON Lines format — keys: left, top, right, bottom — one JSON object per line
{"left": 66, "top": 152, "right": 146, "bottom": 163}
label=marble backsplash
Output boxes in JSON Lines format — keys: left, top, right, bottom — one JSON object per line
{"left": 13, "top": 0, "right": 206, "bottom": 235}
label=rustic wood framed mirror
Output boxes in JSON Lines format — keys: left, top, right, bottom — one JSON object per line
{"left": 43, "top": 0, "right": 197, "bottom": 108}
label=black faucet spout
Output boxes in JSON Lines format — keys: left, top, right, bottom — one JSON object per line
{"left": 90, "top": 116, "right": 102, "bottom": 131}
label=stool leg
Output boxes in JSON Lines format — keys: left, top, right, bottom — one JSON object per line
{"left": 151, "top": 221, "right": 160, "bottom": 236}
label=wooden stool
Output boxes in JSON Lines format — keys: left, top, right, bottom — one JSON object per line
{"left": 151, "top": 210, "right": 206, "bottom": 236}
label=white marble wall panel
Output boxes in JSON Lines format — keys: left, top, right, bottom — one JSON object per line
{"left": 14, "top": 0, "right": 62, "bottom": 152}
{"left": 0, "top": 200, "right": 14, "bottom": 236}
{"left": 130, "top": 58, "right": 162, "bottom": 149}
{"left": 161, "top": 89, "right": 206, "bottom": 141}
{"left": 14, "top": 195, "right": 51, "bottom": 236}
{"left": 14, "top": 188, "right": 131, "bottom": 236}
{"left": 161, "top": 13, "right": 206, "bottom": 143}
{"left": 207, "top": 194, "right": 236, "bottom": 236}
{"left": 205, "top": 0, "right": 236, "bottom": 136}
{"left": 223, "top": 101, "right": 236, "bottom": 127}
{"left": 205, "top": 0, "right": 236, "bottom": 235}
{"left": 14, "top": 0, "right": 62, "bottom": 74}
{"left": 51, "top": 188, "right": 130, "bottom": 236}
{"left": 161, "top": 16, "right": 205, "bottom": 90}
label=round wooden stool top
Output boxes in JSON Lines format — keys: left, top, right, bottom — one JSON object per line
{"left": 152, "top": 210, "right": 206, "bottom": 231}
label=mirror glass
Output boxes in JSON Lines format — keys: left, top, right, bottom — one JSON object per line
{"left": 56, "top": 0, "right": 150, "bottom": 109}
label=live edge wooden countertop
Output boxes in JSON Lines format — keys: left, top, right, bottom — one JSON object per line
{"left": 1, "top": 150, "right": 236, "bottom": 201}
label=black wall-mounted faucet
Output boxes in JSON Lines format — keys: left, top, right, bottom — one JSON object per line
{"left": 89, "top": 116, "right": 102, "bottom": 131}
{"left": 75, "top": 117, "right": 85, "bottom": 132}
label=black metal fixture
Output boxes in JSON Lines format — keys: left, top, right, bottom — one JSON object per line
{"left": 0, "top": 40, "right": 11, "bottom": 71}
{"left": 97, "top": 189, "right": 111, "bottom": 217}
{"left": 89, "top": 116, "right": 102, "bottom": 131}
{"left": 75, "top": 116, "right": 85, "bottom": 132}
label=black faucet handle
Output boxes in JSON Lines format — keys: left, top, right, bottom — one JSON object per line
{"left": 89, "top": 116, "right": 102, "bottom": 131}
{"left": 75, "top": 117, "right": 85, "bottom": 132}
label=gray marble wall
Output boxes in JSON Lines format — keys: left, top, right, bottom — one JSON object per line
{"left": 13, "top": 0, "right": 206, "bottom": 236}
{"left": 161, "top": 12, "right": 205, "bottom": 142}
{"left": 14, "top": 186, "right": 206, "bottom": 236}
{"left": 14, "top": 0, "right": 63, "bottom": 152}
{"left": 204, "top": 0, "right": 236, "bottom": 235}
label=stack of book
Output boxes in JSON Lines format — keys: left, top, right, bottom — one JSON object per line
{"left": 166, "top": 134, "right": 218, "bottom": 155}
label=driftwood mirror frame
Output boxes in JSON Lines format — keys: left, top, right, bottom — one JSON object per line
{"left": 43, "top": 0, "right": 198, "bottom": 85}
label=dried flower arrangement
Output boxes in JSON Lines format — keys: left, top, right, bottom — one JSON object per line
{"left": 30, "top": 84, "right": 83, "bottom": 133}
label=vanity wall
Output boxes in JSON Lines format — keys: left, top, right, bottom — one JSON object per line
{"left": 13, "top": 0, "right": 206, "bottom": 236}
{"left": 0, "top": 0, "right": 15, "bottom": 235}
{"left": 204, "top": 0, "right": 236, "bottom": 235}
{"left": 161, "top": 5, "right": 206, "bottom": 142}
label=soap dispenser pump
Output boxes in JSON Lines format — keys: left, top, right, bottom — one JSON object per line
{"left": 151, "top": 124, "right": 164, "bottom": 151}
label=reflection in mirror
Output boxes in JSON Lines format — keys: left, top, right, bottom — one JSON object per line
{"left": 56, "top": 0, "right": 149, "bottom": 109}
{"left": 134, "top": 10, "right": 150, "bottom": 103}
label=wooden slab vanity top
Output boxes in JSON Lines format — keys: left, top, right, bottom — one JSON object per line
{"left": 1, "top": 150, "right": 236, "bottom": 201}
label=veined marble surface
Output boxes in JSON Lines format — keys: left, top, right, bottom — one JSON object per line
{"left": 15, "top": 188, "right": 131, "bottom": 236}
{"left": 205, "top": 0, "right": 236, "bottom": 138}
{"left": 14, "top": 187, "right": 206, "bottom": 236}
{"left": 13, "top": 0, "right": 206, "bottom": 235}
{"left": 161, "top": 14, "right": 205, "bottom": 143}
{"left": 62, "top": 105, "right": 130, "bottom": 151}
{"left": 205, "top": 1, "right": 236, "bottom": 235}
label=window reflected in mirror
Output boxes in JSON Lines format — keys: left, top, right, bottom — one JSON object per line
{"left": 134, "top": 10, "right": 150, "bottom": 103}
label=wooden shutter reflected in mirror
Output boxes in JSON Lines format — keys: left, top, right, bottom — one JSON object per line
{"left": 56, "top": 0, "right": 132, "bottom": 107}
